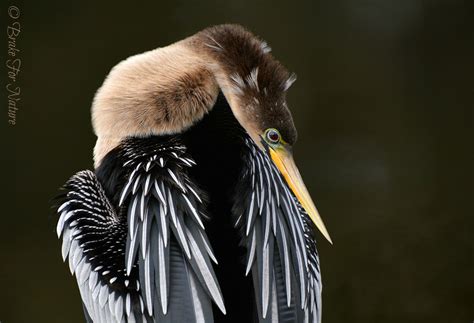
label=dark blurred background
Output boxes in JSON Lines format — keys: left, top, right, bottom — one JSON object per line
{"left": 1, "top": 0, "right": 472, "bottom": 322}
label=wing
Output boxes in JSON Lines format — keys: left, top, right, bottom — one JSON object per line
{"left": 56, "top": 170, "right": 142, "bottom": 322}
{"left": 233, "top": 138, "right": 322, "bottom": 323}
{"left": 56, "top": 137, "right": 225, "bottom": 323}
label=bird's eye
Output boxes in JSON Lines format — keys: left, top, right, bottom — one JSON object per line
{"left": 265, "top": 128, "right": 281, "bottom": 144}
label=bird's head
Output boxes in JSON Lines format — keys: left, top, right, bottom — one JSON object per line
{"left": 92, "top": 24, "right": 331, "bottom": 243}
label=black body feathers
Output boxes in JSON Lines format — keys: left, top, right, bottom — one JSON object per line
{"left": 55, "top": 95, "right": 321, "bottom": 323}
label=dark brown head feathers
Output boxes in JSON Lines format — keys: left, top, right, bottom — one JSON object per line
{"left": 92, "top": 24, "right": 298, "bottom": 165}
{"left": 195, "top": 24, "right": 298, "bottom": 144}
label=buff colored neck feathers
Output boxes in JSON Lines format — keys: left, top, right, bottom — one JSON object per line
{"left": 92, "top": 25, "right": 297, "bottom": 168}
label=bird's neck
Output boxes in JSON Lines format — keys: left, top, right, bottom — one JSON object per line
{"left": 92, "top": 40, "right": 220, "bottom": 167}
{"left": 91, "top": 33, "right": 261, "bottom": 168}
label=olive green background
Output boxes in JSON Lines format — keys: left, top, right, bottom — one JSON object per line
{"left": 1, "top": 0, "right": 472, "bottom": 322}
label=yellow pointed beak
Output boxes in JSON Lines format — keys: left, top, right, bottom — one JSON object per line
{"left": 269, "top": 147, "right": 333, "bottom": 244}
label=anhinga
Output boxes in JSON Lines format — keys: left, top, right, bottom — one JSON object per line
{"left": 55, "top": 24, "right": 332, "bottom": 323}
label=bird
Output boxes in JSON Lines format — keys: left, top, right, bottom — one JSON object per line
{"left": 55, "top": 24, "right": 332, "bottom": 323}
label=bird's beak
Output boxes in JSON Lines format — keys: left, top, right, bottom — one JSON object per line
{"left": 269, "top": 146, "right": 333, "bottom": 244}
